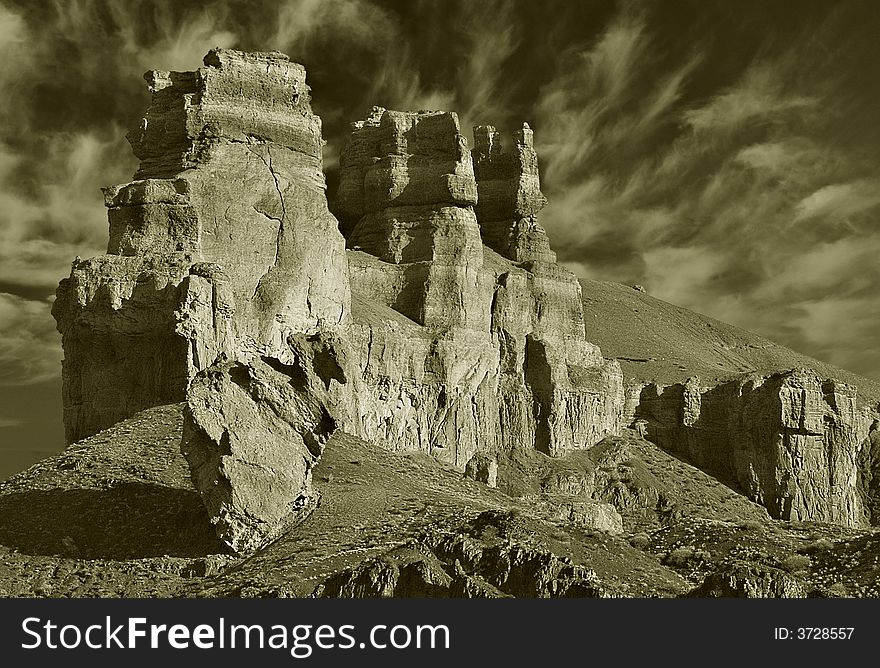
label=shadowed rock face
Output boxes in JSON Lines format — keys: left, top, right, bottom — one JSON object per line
{"left": 472, "top": 123, "right": 556, "bottom": 266}
{"left": 689, "top": 561, "right": 807, "bottom": 598}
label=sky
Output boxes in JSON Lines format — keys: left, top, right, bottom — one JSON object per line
{"left": 1, "top": 0, "right": 879, "bottom": 475}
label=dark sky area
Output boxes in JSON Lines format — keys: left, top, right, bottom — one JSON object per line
{"left": 1, "top": 0, "right": 880, "bottom": 477}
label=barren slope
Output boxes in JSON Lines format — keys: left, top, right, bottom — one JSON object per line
{"left": 580, "top": 279, "right": 880, "bottom": 405}
{"left": 0, "top": 404, "right": 694, "bottom": 598}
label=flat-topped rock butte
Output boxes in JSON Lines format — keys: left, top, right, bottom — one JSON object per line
{"left": 2, "top": 49, "right": 878, "bottom": 598}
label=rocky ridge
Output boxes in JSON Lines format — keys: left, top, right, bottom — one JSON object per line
{"left": 22, "top": 48, "right": 878, "bottom": 594}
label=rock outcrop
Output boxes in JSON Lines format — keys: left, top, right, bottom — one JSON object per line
{"left": 471, "top": 123, "right": 555, "bottom": 265}
{"left": 50, "top": 47, "right": 879, "bottom": 560}
{"left": 635, "top": 370, "right": 875, "bottom": 527}
{"left": 53, "top": 49, "right": 350, "bottom": 445}
{"left": 859, "top": 421, "right": 880, "bottom": 524}
{"left": 337, "top": 107, "right": 624, "bottom": 465}
{"left": 689, "top": 561, "right": 806, "bottom": 598}
{"left": 52, "top": 51, "right": 626, "bottom": 553}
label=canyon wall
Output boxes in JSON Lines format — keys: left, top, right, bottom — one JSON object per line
{"left": 52, "top": 49, "right": 876, "bottom": 548}
{"left": 635, "top": 370, "right": 875, "bottom": 527}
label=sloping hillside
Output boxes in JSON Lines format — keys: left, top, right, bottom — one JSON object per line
{"left": 580, "top": 279, "right": 880, "bottom": 405}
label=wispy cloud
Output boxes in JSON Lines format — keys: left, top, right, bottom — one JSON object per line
{"left": 794, "top": 180, "right": 880, "bottom": 222}
{"left": 0, "top": 293, "right": 61, "bottom": 386}
{"left": 681, "top": 63, "right": 816, "bottom": 133}
{"left": 532, "top": 3, "right": 880, "bottom": 380}
{"left": 0, "top": 0, "right": 879, "bottom": 390}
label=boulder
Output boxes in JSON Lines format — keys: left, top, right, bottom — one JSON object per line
{"left": 182, "top": 347, "right": 341, "bottom": 554}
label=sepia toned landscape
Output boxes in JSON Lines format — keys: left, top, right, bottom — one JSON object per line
{"left": 1, "top": 2, "right": 879, "bottom": 599}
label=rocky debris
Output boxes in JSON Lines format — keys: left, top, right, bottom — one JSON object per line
{"left": 318, "top": 510, "right": 610, "bottom": 598}
{"left": 182, "top": 343, "right": 344, "bottom": 554}
{"left": 689, "top": 560, "right": 806, "bottom": 598}
{"left": 425, "top": 510, "right": 609, "bottom": 597}
{"left": 497, "top": 437, "right": 675, "bottom": 531}
{"left": 313, "top": 544, "right": 507, "bottom": 598}
{"left": 635, "top": 370, "right": 875, "bottom": 528}
{"left": 546, "top": 500, "right": 623, "bottom": 534}
{"left": 465, "top": 452, "right": 498, "bottom": 488}
{"left": 587, "top": 438, "right": 667, "bottom": 519}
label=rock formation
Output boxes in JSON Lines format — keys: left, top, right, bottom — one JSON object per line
{"left": 52, "top": 51, "right": 624, "bottom": 553}
{"left": 635, "top": 370, "right": 875, "bottom": 527}
{"left": 337, "top": 106, "right": 624, "bottom": 467}
{"left": 689, "top": 561, "right": 807, "bottom": 598}
{"left": 471, "top": 123, "right": 555, "bottom": 265}
{"left": 50, "top": 47, "right": 879, "bottom": 560}
{"left": 53, "top": 49, "right": 349, "bottom": 446}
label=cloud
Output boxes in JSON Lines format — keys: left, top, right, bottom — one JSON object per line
{"left": 530, "top": 2, "right": 880, "bottom": 381}
{"left": 641, "top": 245, "right": 725, "bottom": 305}
{"left": 681, "top": 63, "right": 816, "bottom": 133}
{"left": 449, "top": 0, "right": 522, "bottom": 133}
{"left": 795, "top": 180, "right": 880, "bottom": 222}
{"left": 0, "top": 128, "right": 126, "bottom": 294}
{"left": 0, "top": 417, "right": 23, "bottom": 429}
{"left": 788, "top": 295, "right": 880, "bottom": 377}
{"left": 0, "top": 293, "right": 61, "bottom": 387}
{"left": 1, "top": 0, "right": 879, "bottom": 392}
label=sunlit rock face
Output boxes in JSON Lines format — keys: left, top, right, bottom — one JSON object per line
{"left": 52, "top": 49, "right": 626, "bottom": 553}
{"left": 334, "top": 106, "right": 624, "bottom": 467}
{"left": 53, "top": 49, "right": 350, "bottom": 445}
{"left": 635, "top": 370, "right": 875, "bottom": 527}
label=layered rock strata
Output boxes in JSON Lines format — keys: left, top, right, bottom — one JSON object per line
{"left": 53, "top": 50, "right": 625, "bottom": 551}
{"left": 634, "top": 370, "right": 875, "bottom": 527}
{"left": 54, "top": 49, "right": 349, "bottom": 445}
{"left": 336, "top": 107, "right": 624, "bottom": 465}
{"left": 471, "top": 123, "right": 555, "bottom": 265}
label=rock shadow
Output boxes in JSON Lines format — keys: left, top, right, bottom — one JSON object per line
{"left": 0, "top": 482, "right": 228, "bottom": 559}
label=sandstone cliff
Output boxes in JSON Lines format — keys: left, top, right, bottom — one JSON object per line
{"left": 48, "top": 47, "right": 879, "bottom": 557}
{"left": 53, "top": 50, "right": 624, "bottom": 552}
{"left": 576, "top": 281, "right": 880, "bottom": 529}
{"left": 635, "top": 371, "right": 874, "bottom": 527}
